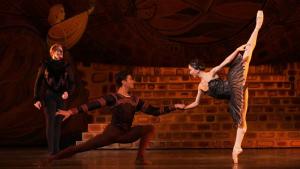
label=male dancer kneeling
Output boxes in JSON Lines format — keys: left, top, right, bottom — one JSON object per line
{"left": 45, "top": 70, "right": 180, "bottom": 165}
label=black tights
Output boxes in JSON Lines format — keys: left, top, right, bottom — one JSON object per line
{"left": 51, "top": 124, "right": 155, "bottom": 160}
{"left": 44, "top": 91, "right": 65, "bottom": 155}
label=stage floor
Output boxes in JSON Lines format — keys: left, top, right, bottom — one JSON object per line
{"left": 0, "top": 148, "right": 299, "bottom": 169}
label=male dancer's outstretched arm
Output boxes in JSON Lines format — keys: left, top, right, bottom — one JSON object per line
{"left": 57, "top": 94, "right": 117, "bottom": 120}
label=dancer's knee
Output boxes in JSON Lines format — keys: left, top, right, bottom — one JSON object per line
{"left": 239, "top": 125, "right": 247, "bottom": 133}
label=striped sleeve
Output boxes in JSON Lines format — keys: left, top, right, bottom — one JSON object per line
{"left": 70, "top": 94, "right": 116, "bottom": 114}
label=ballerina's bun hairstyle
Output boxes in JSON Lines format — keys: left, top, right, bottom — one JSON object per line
{"left": 189, "top": 59, "right": 205, "bottom": 71}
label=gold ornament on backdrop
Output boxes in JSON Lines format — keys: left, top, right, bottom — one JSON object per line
{"left": 47, "top": 4, "right": 94, "bottom": 49}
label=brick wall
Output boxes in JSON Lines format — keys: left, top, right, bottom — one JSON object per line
{"left": 76, "top": 63, "right": 300, "bottom": 149}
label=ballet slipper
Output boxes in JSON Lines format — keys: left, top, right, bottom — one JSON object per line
{"left": 232, "top": 147, "right": 243, "bottom": 164}
{"left": 256, "top": 10, "right": 264, "bottom": 30}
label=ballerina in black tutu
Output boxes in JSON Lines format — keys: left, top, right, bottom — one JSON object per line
{"left": 176, "top": 10, "right": 264, "bottom": 164}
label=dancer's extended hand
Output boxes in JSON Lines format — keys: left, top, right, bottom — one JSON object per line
{"left": 56, "top": 109, "right": 72, "bottom": 121}
{"left": 175, "top": 104, "right": 186, "bottom": 110}
{"left": 236, "top": 44, "right": 248, "bottom": 52}
{"left": 34, "top": 101, "right": 42, "bottom": 110}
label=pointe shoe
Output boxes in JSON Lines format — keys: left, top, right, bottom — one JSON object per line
{"left": 135, "top": 157, "right": 152, "bottom": 165}
{"left": 232, "top": 148, "right": 243, "bottom": 164}
{"left": 256, "top": 10, "right": 264, "bottom": 30}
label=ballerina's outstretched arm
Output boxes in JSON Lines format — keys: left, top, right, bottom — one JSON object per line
{"left": 175, "top": 85, "right": 202, "bottom": 110}
{"left": 210, "top": 44, "right": 247, "bottom": 76}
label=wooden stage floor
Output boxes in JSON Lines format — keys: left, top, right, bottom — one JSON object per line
{"left": 0, "top": 148, "right": 300, "bottom": 169}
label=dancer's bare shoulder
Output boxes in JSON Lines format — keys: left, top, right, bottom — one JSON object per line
{"left": 198, "top": 73, "right": 219, "bottom": 92}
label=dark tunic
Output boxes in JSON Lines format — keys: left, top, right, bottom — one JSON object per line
{"left": 34, "top": 60, "right": 75, "bottom": 102}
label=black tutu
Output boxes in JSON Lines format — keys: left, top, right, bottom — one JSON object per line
{"left": 206, "top": 53, "right": 245, "bottom": 126}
